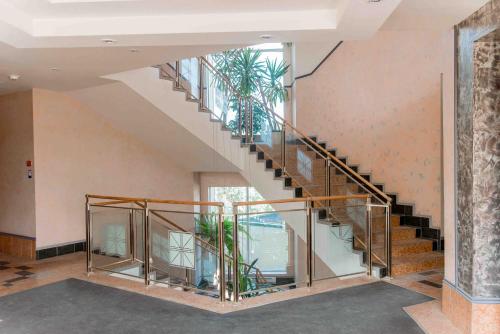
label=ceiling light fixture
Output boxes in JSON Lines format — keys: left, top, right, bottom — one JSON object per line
{"left": 259, "top": 34, "right": 272, "bottom": 40}
{"left": 50, "top": 67, "right": 60, "bottom": 71}
{"left": 367, "top": 0, "right": 382, "bottom": 2}
{"left": 101, "top": 38, "right": 117, "bottom": 45}
{"left": 129, "top": 48, "right": 140, "bottom": 53}
{"left": 8, "top": 74, "right": 20, "bottom": 81}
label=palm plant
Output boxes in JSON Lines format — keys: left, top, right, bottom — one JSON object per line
{"left": 195, "top": 214, "right": 258, "bottom": 295}
{"left": 211, "top": 46, "right": 289, "bottom": 134}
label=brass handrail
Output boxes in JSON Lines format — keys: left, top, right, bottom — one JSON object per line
{"left": 86, "top": 194, "right": 224, "bottom": 207}
{"left": 232, "top": 194, "right": 369, "bottom": 207}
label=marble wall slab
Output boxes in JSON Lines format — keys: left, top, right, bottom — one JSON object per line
{"left": 456, "top": 0, "right": 500, "bottom": 298}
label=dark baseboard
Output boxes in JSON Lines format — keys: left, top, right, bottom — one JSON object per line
{"left": 36, "top": 241, "right": 86, "bottom": 260}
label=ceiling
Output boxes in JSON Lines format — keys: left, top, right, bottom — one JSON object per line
{"left": 0, "top": 0, "right": 491, "bottom": 95}
{"left": 9, "top": 0, "right": 339, "bottom": 17}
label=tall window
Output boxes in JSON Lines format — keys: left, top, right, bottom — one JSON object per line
{"left": 208, "top": 186, "right": 289, "bottom": 274}
{"left": 250, "top": 43, "right": 285, "bottom": 118}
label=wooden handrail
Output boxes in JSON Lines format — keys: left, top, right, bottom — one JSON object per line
{"left": 86, "top": 194, "right": 224, "bottom": 207}
{"left": 284, "top": 122, "right": 392, "bottom": 204}
{"left": 233, "top": 194, "right": 369, "bottom": 207}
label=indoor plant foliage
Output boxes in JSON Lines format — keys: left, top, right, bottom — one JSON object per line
{"left": 195, "top": 214, "right": 259, "bottom": 295}
{"left": 211, "top": 48, "right": 289, "bottom": 134}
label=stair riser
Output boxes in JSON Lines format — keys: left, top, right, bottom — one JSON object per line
{"left": 391, "top": 242, "right": 433, "bottom": 257}
{"left": 374, "top": 228, "right": 416, "bottom": 243}
{"left": 392, "top": 257, "right": 444, "bottom": 276}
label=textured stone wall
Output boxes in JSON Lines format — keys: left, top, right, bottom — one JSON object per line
{"left": 456, "top": 0, "right": 499, "bottom": 298}
{"left": 472, "top": 37, "right": 499, "bottom": 298}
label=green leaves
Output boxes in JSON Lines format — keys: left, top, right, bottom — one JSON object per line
{"left": 195, "top": 214, "right": 258, "bottom": 294}
{"left": 263, "top": 58, "right": 289, "bottom": 106}
{"left": 212, "top": 46, "right": 289, "bottom": 133}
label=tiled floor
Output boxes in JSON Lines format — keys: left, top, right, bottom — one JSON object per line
{"left": 0, "top": 252, "right": 459, "bottom": 333}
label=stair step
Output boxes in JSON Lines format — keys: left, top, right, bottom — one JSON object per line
{"left": 392, "top": 252, "right": 444, "bottom": 276}
{"left": 374, "top": 239, "right": 434, "bottom": 257}
{"left": 372, "top": 226, "right": 416, "bottom": 243}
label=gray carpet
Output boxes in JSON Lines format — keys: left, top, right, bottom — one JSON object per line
{"left": 0, "top": 279, "right": 431, "bottom": 334}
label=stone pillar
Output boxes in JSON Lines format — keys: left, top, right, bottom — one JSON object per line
{"left": 444, "top": 2, "right": 500, "bottom": 333}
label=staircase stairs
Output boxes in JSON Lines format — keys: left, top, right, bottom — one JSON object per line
{"left": 150, "top": 59, "right": 443, "bottom": 277}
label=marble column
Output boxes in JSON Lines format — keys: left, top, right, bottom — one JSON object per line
{"left": 443, "top": 1, "right": 500, "bottom": 333}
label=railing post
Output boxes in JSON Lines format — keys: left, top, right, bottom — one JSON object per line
{"left": 232, "top": 206, "right": 240, "bottom": 302}
{"left": 325, "top": 158, "right": 331, "bottom": 207}
{"left": 198, "top": 57, "right": 204, "bottom": 109}
{"left": 218, "top": 206, "right": 226, "bottom": 302}
{"left": 129, "top": 208, "right": 135, "bottom": 262}
{"left": 85, "top": 195, "right": 92, "bottom": 273}
{"left": 144, "top": 200, "right": 151, "bottom": 286}
{"left": 247, "top": 97, "right": 254, "bottom": 144}
{"left": 366, "top": 197, "right": 372, "bottom": 276}
{"left": 385, "top": 203, "right": 392, "bottom": 277}
{"left": 175, "top": 60, "right": 181, "bottom": 89}
{"left": 281, "top": 126, "right": 286, "bottom": 173}
{"left": 238, "top": 97, "right": 242, "bottom": 139}
{"left": 306, "top": 200, "right": 313, "bottom": 287}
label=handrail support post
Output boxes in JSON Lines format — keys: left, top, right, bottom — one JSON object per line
{"left": 218, "top": 206, "right": 226, "bottom": 302}
{"left": 385, "top": 203, "right": 392, "bottom": 278}
{"left": 198, "top": 57, "right": 204, "bottom": 110}
{"left": 144, "top": 200, "right": 151, "bottom": 286}
{"left": 232, "top": 206, "right": 240, "bottom": 302}
{"left": 85, "top": 195, "right": 92, "bottom": 273}
{"left": 129, "top": 208, "right": 135, "bottom": 262}
{"left": 306, "top": 200, "right": 313, "bottom": 287}
{"left": 366, "top": 197, "right": 372, "bottom": 276}
{"left": 281, "top": 126, "right": 286, "bottom": 174}
{"left": 175, "top": 60, "right": 181, "bottom": 89}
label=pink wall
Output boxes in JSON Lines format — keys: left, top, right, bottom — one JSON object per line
{"left": 32, "top": 89, "right": 195, "bottom": 248}
{"left": 0, "top": 91, "right": 36, "bottom": 238}
{"left": 295, "top": 30, "right": 454, "bottom": 228}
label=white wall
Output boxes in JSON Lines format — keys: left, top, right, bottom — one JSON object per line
{"left": 295, "top": 29, "right": 455, "bottom": 228}
{"left": 32, "top": 89, "right": 195, "bottom": 248}
{"left": 0, "top": 91, "right": 36, "bottom": 238}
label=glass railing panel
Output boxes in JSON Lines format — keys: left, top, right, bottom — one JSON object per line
{"left": 254, "top": 107, "right": 283, "bottom": 166}
{"left": 234, "top": 202, "right": 307, "bottom": 300}
{"left": 179, "top": 57, "right": 200, "bottom": 100}
{"left": 201, "top": 61, "right": 241, "bottom": 136}
{"left": 148, "top": 209, "right": 222, "bottom": 299}
{"left": 282, "top": 124, "right": 327, "bottom": 198}
{"left": 312, "top": 198, "right": 367, "bottom": 280}
{"left": 159, "top": 62, "right": 177, "bottom": 81}
{"left": 369, "top": 204, "right": 389, "bottom": 270}
{"left": 89, "top": 205, "right": 144, "bottom": 279}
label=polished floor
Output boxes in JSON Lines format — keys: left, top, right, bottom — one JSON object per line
{"left": 0, "top": 252, "right": 461, "bottom": 333}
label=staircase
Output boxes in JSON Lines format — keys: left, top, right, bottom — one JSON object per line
{"left": 105, "top": 56, "right": 443, "bottom": 277}
{"left": 252, "top": 134, "right": 444, "bottom": 277}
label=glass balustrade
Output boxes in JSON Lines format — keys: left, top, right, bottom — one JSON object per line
{"left": 86, "top": 194, "right": 389, "bottom": 302}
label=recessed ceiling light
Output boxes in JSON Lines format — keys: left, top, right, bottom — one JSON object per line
{"left": 50, "top": 67, "right": 60, "bottom": 71}
{"left": 8, "top": 74, "right": 20, "bottom": 81}
{"left": 101, "top": 38, "right": 117, "bottom": 45}
{"left": 129, "top": 48, "right": 140, "bottom": 53}
{"left": 259, "top": 34, "right": 272, "bottom": 40}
